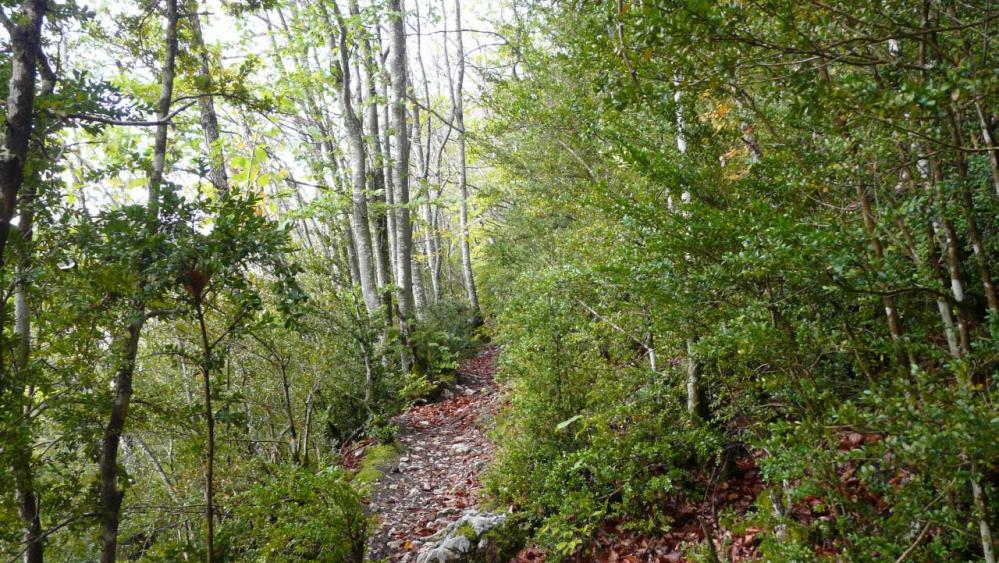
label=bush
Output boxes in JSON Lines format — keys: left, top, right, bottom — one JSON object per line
{"left": 215, "top": 464, "right": 369, "bottom": 562}
{"left": 483, "top": 276, "right": 721, "bottom": 556}
{"left": 408, "top": 300, "right": 482, "bottom": 392}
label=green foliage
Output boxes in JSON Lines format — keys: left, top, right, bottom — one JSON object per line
{"left": 214, "top": 464, "right": 368, "bottom": 562}
{"left": 475, "top": 0, "right": 999, "bottom": 559}
{"left": 404, "top": 300, "right": 482, "bottom": 402}
{"left": 411, "top": 300, "right": 481, "bottom": 380}
{"left": 483, "top": 272, "right": 719, "bottom": 556}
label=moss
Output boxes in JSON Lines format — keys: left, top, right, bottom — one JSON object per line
{"left": 457, "top": 522, "right": 478, "bottom": 542}
{"left": 478, "top": 513, "right": 530, "bottom": 562}
{"left": 351, "top": 444, "right": 398, "bottom": 492}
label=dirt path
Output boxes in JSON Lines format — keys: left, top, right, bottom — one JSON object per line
{"left": 365, "top": 346, "right": 502, "bottom": 562}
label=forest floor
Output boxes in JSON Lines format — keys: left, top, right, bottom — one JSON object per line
{"left": 363, "top": 346, "right": 503, "bottom": 562}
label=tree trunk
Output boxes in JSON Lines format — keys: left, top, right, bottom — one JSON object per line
{"left": 195, "top": 300, "right": 215, "bottom": 563}
{"left": 945, "top": 109, "right": 999, "bottom": 314}
{"left": 0, "top": 0, "right": 47, "bottom": 267}
{"left": 855, "top": 177, "right": 908, "bottom": 366}
{"left": 354, "top": 0, "right": 393, "bottom": 311}
{"left": 974, "top": 103, "right": 999, "bottom": 199}
{"left": 412, "top": 0, "right": 440, "bottom": 304}
{"left": 378, "top": 48, "right": 397, "bottom": 281}
{"left": 389, "top": 0, "right": 415, "bottom": 370}
{"left": 326, "top": 1, "right": 380, "bottom": 315}
{"left": 11, "top": 174, "right": 43, "bottom": 562}
{"left": 450, "top": 0, "right": 480, "bottom": 315}
{"left": 686, "top": 339, "right": 703, "bottom": 420}
{"left": 186, "top": 0, "right": 229, "bottom": 195}
{"left": 99, "top": 1, "right": 177, "bottom": 559}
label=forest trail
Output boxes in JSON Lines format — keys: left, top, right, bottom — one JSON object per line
{"left": 364, "top": 346, "right": 502, "bottom": 561}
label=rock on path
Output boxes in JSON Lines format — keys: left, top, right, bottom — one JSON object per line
{"left": 366, "top": 346, "right": 502, "bottom": 561}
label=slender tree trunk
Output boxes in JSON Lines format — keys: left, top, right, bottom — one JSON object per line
{"left": 855, "top": 177, "right": 908, "bottom": 366}
{"left": 186, "top": 0, "right": 229, "bottom": 195}
{"left": 672, "top": 76, "right": 703, "bottom": 417}
{"left": 389, "top": 0, "right": 415, "bottom": 370}
{"left": 412, "top": 251, "right": 427, "bottom": 315}
{"left": 945, "top": 109, "right": 999, "bottom": 314}
{"left": 326, "top": 1, "right": 380, "bottom": 315}
{"left": 903, "top": 152, "right": 962, "bottom": 358}
{"left": 0, "top": 13, "right": 47, "bottom": 534}
{"left": 686, "top": 339, "right": 704, "bottom": 420}
{"left": 972, "top": 479, "right": 997, "bottom": 563}
{"left": 412, "top": 0, "right": 440, "bottom": 304}
{"left": 278, "top": 361, "right": 299, "bottom": 463}
{"left": 354, "top": 0, "right": 393, "bottom": 313}
{"left": 925, "top": 150, "right": 996, "bottom": 560}
{"left": 927, "top": 153, "right": 972, "bottom": 354}
{"left": 0, "top": 0, "right": 47, "bottom": 266}
{"left": 974, "top": 102, "right": 999, "bottom": 199}
{"left": 12, "top": 183, "right": 42, "bottom": 562}
{"left": 194, "top": 300, "right": 215, "bottom": 562}
{"left": 378, "top": 45, "right": 397, "bottom": 281}
{"left": 449, "top": 0, "right": 480, "bottom": 315}
{"left": 99, "top": 2, "right": 177, "bottom": 560}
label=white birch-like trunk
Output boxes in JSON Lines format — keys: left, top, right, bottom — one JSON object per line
{"left": 327, "top": 2, "right": 380, "bottom": 315}
{"left": 450, "top": 0, "right": 480, "bottom": 314}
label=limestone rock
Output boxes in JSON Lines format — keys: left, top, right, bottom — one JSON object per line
{"left": 415, "top": 511, "right": 508, "bottom": 563}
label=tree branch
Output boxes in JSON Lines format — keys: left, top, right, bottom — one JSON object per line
{"left": 63, "top": 101, "right": 196, "bottom": 127}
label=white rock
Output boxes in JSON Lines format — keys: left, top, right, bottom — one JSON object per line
{"left": 450, "top": 443, "right": 472, "bottom": 454}
{"left": 415, "top": 510, "right": 508, "bottom": 563}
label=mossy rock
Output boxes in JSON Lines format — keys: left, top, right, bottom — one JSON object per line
{"left": 416, "top": 510, "right": 524, "bottom": 563}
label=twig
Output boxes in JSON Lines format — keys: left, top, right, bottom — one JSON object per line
{"left": 895, "top": 521, "right": 931, "bottom": 563}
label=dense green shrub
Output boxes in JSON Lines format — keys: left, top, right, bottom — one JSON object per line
{"left": 214, "top": 464, "right": 368, "bottom": 562}
{"left": 476, "top": 1, "right": 999, "bottom": 559}
{"left": 484, "top": 273, "right": 721, "bottom": 557}
{"left": 407, "top": 300, "right": 482, "bottom": 395}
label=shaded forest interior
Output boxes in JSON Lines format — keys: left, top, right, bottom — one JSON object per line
{"left": 1, "top": 0, "right": 999, "bottom": 561}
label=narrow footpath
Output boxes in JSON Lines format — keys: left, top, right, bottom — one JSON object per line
{"left": 365, "top": 346, "right": 502, "bottom": 561}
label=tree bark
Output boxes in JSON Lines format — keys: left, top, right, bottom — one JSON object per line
{"left": 326, "top": 1, "right": 380, "bottom": 315}
{"left": 389, "top": 0, "right": 414, "bottom": 313}
{"left": 11, "top": 174, "right": 43, "bottom": 563}
{"left": 945, "top": 109, "right": 999, "bottom": 314}
{"left": 354, "top": 0, "right": 393, "bottom": 311}
{"left": 98, "top": 1, "right": 177, "bottom": 559}
{"left": 194, "top": 300, "right": 215, "bottom": 562}
{"left": 449, "top": 0, "right": 480, "bottom": 315}
{"left": 855, "top": 177, "right": 908, "bottom": 366}
{"left": 378, "top": 41, "right": 397, "bottom": 281}
{"left": 412, "top": 0, "right": 440, "bottom": 304}
{"left": 0, "top": 0, "right": 47, "bottom": 267}
{"left": 186, "top": 0, "right": 229, "bottom": 195}
{"left": 389, "top": 0, "right": 415, "bottom": 370}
